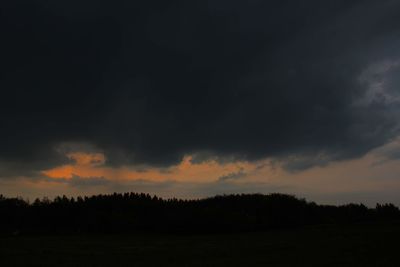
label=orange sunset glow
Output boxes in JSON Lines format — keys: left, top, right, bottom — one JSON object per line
{"left": 42, "top": 152, "right": 256, "bottom": 183}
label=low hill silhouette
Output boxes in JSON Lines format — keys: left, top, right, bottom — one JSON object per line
{"left": 0, "top": 193, "right": 399, "bottom": 234}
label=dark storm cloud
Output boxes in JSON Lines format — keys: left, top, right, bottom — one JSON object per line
{"left": 2, "top": 0, "right": 400, "bottom": 176}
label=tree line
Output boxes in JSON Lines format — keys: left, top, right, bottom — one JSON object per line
{"left": 0, "top": 193, "right": 399, "bottom": 234}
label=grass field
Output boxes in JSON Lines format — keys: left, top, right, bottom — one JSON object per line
{"left": 1, "top": 222, "right": 399, "bottom": 266}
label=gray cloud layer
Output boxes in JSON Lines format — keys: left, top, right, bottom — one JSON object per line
{"left": 1, "top": 0, "right": 400, "bottom": 177}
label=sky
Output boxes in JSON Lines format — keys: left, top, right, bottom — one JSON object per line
{"left": 1, "top": 0, "right": 400, "bottom": 206}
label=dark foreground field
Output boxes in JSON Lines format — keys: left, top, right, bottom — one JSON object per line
{"left": 1, "top": 222, "right": 399, "bottom": 267}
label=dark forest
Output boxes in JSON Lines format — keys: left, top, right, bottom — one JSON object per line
{"left": 1, "top": 193, "right": 399, "bottom": 235}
